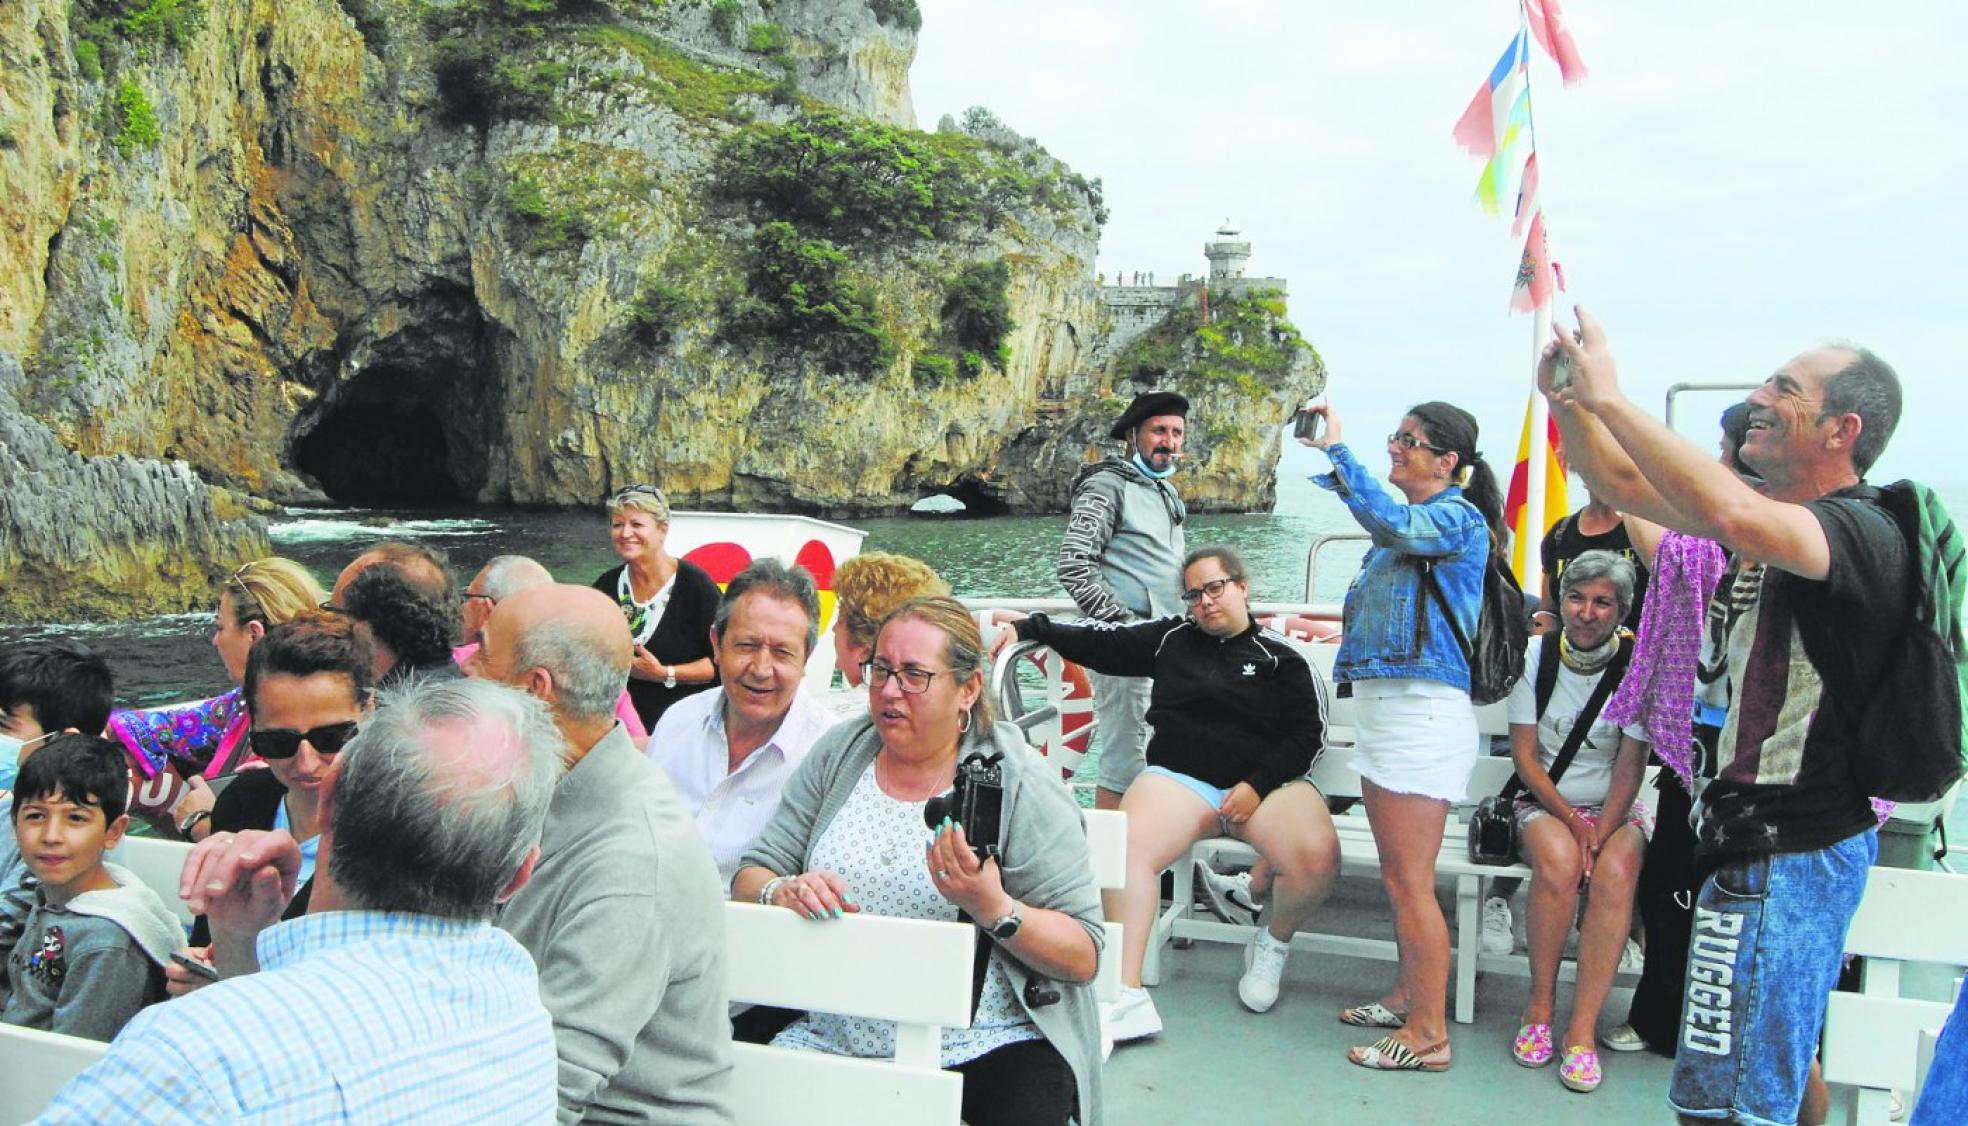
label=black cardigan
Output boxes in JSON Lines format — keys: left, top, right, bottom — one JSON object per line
{"left": 592, "top": 559, "right": 722, "bottom": 729}
{"left": 188, "top": 768, "right": 313, "bottom": 946}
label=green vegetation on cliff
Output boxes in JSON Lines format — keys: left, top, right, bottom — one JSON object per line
{"left": 112, "top": 80, "right": 160, "bottom": 156}
{"left": 1114, "top": 288, "right": 1315, "bottom": 398}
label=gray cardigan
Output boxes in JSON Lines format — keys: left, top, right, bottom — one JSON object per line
{"left": 741, "top": 718, "right": 1106, "bottom": 1125}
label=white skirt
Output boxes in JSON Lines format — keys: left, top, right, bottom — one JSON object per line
{"left": 1348, "top": 678, "right": 1479, "bottom": 803}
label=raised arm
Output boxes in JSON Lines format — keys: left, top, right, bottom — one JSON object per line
{"left": 1315, "top": 443, "right": 1483, "bottom": 557}
{"left": 1551, "top": 307, "right": 1835, "bottom": 580}
{"left": 1011, "top": 613, "right": 1173, "bottom": 679}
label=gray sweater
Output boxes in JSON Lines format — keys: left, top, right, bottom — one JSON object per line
{"left": 742, "top": 719, "right": 1106, "bottom": 1124}
{"left": 2, "top": 863, "right": 183, "bottom": 1041}
{"left": 1058, "top": 458, "right": 1187, "bottom": 623}
{"left": 498, "top": 724, "right": 736, "bottom": 1125}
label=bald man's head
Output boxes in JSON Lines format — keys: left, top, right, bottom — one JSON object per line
{"left": 471, "top": 585, "right": 631, "bottom": 724}
{"left": 331, "top": 542, "right": 454, "bottom": 607}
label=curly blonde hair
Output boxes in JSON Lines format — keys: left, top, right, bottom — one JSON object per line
{"left": 835, "top": 552, "right": 950, "bottom": 650}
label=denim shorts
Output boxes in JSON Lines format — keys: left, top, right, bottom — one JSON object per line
{"left": 1668, "top": 830, "right": 1877, "bottom": 1126}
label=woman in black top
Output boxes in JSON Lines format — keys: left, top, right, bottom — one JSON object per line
{"left": 183, "top": 614, "right": 373, "bottom": 951}
{"left": 993, "top": 545, "right": 1340, "bottom": 1042}
{"left": 591, "top": 484, "right": 720, "bottom": 729}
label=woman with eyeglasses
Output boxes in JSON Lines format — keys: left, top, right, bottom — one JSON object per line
{"left": 176, "top": 614, "right": 374, "bottom": 970}
{"left": 592, "top": 484, "right": 721, "bottom": 729}
{"left": 106, "top": 557, "right": 328, "bottom": 840}
{"left": 1297, "top": 399, "right": 1505, "bottom": 1073}
{"left": 734, "top": 597, "right": 1104, "bottom": 1126}
{"left": 992, "top": 545, "right": 1338, "bottom": 1045}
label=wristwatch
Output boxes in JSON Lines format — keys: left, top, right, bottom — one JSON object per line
{"left": 663, "top": 664, "right": 677, "bottom": 689}
{"left": 984, "top": 908, "right": 1023, "bottom": 941}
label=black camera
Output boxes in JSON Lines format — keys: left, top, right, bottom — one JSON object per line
{"left": 1291, "top": 407, "right": 1326, "bottom": 442}
{"left": 923, "top": 751, "right": 1006, "bottom": 862}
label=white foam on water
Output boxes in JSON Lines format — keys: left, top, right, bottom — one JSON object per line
{"left": 270, "top": 516, "right": 499, "bottom": 543}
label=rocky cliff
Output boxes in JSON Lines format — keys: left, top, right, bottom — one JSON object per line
{"left": 0, "top": 0, "right": 1321, "bottom": 621}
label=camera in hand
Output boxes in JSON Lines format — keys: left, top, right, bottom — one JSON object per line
{"left": 923, "top": 751, "right": 1006, "bottom": 861}
{"left": 1291, "top": 408, "right": 1326, "bottom": 441}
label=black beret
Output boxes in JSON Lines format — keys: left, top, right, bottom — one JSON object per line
{"left": 1109, "top": 391, "right": 1190, "bottom": 440}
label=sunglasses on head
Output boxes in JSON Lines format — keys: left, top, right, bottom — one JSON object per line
{"left": 250, "top": 721, "right": 360, "bottom": 760}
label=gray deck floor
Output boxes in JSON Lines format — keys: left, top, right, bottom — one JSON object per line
{"left": 1103, "top": 886, "right": 1677, "bottom": 1124}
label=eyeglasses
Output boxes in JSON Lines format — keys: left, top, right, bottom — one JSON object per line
{"left": 1180, "top": 577, "right": 1240, "bottom": 605}
{"left": 861, "top": 660, "right": 947, "bottom": 694}
{"left": 250, "top": 721, "right": 360, "bottom": 760}
{"left": 1388, "top": 433, "right": 1451, "bottom": 455}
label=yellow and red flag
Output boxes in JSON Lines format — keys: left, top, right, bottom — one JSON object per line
{"left": 1504, "top": 395, "right": 1568, "bottom": 587}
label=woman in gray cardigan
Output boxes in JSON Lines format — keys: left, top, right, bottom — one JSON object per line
{"left": 735, "top": 596, "right": 1105, "bottom": 1126}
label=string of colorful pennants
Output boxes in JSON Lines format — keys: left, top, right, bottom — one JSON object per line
{"left": 1453, "top": 0, "right": 1588, "bottom": 586}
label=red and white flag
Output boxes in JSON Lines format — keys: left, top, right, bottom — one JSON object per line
{"left": 1523, "top": 0, "right": 1589, "bottom": 85}
{"left": 1511, "top": 153, "right": 1541, "bottom": 238}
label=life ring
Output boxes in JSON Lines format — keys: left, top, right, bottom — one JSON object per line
{"left": 1016, "top": 648, "right": 1096, "bottom": 782}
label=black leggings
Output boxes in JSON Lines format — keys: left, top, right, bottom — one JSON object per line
{"left": 1626, "top": 762, "right": 1699, "bottom": 1055}
{"left": 956, "top": 1037, "right": 1079, "bottom": 1126}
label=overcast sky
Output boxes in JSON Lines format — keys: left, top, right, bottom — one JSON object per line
{"left": 910, "top": 1, "right": 1967, "bottom": 487}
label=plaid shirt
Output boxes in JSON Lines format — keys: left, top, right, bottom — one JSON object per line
{"left": 34, "top": 910, "right": 557, "bottom": 1124}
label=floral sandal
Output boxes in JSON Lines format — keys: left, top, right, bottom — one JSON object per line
{"left": 1512, "top": 1023, "right": 1554, "bottom": 1068}
{"left": 1559, "top": 1045, "right": 1602, "bottom": 1092}
{"left": 1348, "top": 1035, "right": 1452, "bottom": 1072}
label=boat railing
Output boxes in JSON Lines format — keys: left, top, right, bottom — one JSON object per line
{"left": 1302, "top": 532, "right": 1371, "bottom": 603}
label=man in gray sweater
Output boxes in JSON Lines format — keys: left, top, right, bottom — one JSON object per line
{"left": 471, "top": 584, "right": 735, "bottom": 1125}
{"left": 1056, "top": 391, "right": 1189, "bottom": 811}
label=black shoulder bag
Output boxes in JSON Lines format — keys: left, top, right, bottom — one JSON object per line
{"left": 1468, "top": 632, "right": 1633, "bottom": 865}
{"left": 1420, "top": 549, "right": 1528, "bottom": 706}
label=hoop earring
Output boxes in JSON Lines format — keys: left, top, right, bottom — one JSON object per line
{"left": 958, "top": 709, "right": 972, "bottom": 734}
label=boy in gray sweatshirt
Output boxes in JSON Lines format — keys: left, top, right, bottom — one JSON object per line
{"left": 3, "top": 735, "right": 182, "bottom": 1041}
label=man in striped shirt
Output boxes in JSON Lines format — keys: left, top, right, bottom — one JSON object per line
{"left": 33, "top": 677, "right": 565, "bottom": 1125}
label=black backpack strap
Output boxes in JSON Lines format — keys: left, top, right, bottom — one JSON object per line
{"left": 1534, "top": 630, "right": 1563, "bottom": 718}
{"left": 1500, "top": 635, "right": 1633, "bottom": 802}
{"left": 1419, "top": 558, "right": 1473, "bottom": 661}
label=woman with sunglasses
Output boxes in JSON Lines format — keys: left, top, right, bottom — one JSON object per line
{"left": 592, "top": 484, "right": 721, "bottom": 729}
{"left": 1297, "top": 399, "right": 1506, "bottom": 1073}
{"left": 106, "top": 557, "right": 328, "bottom": 838}
{"left": 993, "top": 545, "right": 1338, "bottom": 1045}
{"left": 182, "top": 614, "right": 374, "bottom": 953}
{"left": 734, "top": 597, "right": 1104, "bottom": 1126}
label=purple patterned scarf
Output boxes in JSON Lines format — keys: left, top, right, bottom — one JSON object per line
{"left": 1603, "top": 530, "right": 1726, "bottom": 789}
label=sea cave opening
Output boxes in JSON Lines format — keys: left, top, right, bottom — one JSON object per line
{"left": 939, "top": 477, "right": 1010, "bottom": 517}
{"left": 292, "top": 391, "right": 469, "bottom": 506}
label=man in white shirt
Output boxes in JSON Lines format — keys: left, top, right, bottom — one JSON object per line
{"left": 649, "top": 559, "right": 835, "bottom": 889}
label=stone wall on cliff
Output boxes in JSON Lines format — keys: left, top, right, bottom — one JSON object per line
{"left": 0, "top": 0, "right": 1319, "bottom": 621}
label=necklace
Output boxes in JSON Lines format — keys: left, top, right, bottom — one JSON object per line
{"left": 874, "top": 750, "right": 954, "bottom": 803}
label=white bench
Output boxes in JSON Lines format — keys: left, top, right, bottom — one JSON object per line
{"left": 720, "top": 807, "right": 1122, "bottom": 1125}
{"left": 723, "top": 902, "right": 974, "bottom": 1124}
{"left": 105, "top": 835, "right": 196, "bottom": 932}
{"left": 0, "top": 1025, "right": 107, "bottom": 1125}
{"left": 1821, "top": 867, "right": 1968, "bottom": 1125}
{"left": 1138, "top": 639, "right": 1636, "bottom": 1024}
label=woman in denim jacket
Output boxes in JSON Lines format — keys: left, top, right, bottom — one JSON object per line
{"left": 1299, "top": 399, "right": 1504, "bottom": 1074}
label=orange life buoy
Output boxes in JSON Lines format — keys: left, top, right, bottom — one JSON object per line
{"left": 1017, "top": 648, "right": 1096, "bottom": 782}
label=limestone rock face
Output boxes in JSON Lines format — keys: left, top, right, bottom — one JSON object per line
{"left": 0, "top": 0, "right": 1316, "bottom": 621}
{"left": 0, "top": 349, "right": 269, "bottom": 621}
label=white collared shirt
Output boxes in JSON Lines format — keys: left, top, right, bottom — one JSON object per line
{"left": 647, "top": 683, "right": 837, "bottom": 888}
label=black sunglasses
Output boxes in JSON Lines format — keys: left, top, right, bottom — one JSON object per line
{"left": 250, "top": 721, "right": 360, "bottom": 760}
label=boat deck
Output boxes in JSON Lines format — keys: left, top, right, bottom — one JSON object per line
{"left": 1104, "top": 880, "right": 1675, "bottom": 1124}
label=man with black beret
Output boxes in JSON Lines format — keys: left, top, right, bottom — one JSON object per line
{"left": 1055, "top": 391, "right": 1189, "bottom": 813}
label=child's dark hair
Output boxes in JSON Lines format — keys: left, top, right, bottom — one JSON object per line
{"left": 10, "top": 734, "right": 129, "bottom": 823}
{"left": 0, "top": 640, "right": 115, "bottom": 735}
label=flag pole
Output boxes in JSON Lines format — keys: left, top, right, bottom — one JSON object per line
{"left": 1523, "top": 303, "right": 1553, "bottom": 600}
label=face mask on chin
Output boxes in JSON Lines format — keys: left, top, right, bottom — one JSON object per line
{"left": 1131, "top": 453, "right": 1177, "bottom": 480}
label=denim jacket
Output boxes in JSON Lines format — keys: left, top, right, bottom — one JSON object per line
{"left": 1312, "top": 443, "right": 1489, "bottom": 691}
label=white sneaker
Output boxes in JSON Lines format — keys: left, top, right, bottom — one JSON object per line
{"left": 1101, "top": 986, "right": 1163, "bottom": 1043}
{"left": 1481, "top": 896, "right": 1515, "bottom": 956}
{"left": 1619, "top": 938, "right": 1645, "bottom": 975}
{"left": 1238, "top": 930, "right": 1291, "bottom": 1013}
{"left": 1196, "top": 861, "right": 1260, "bottom": 927}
